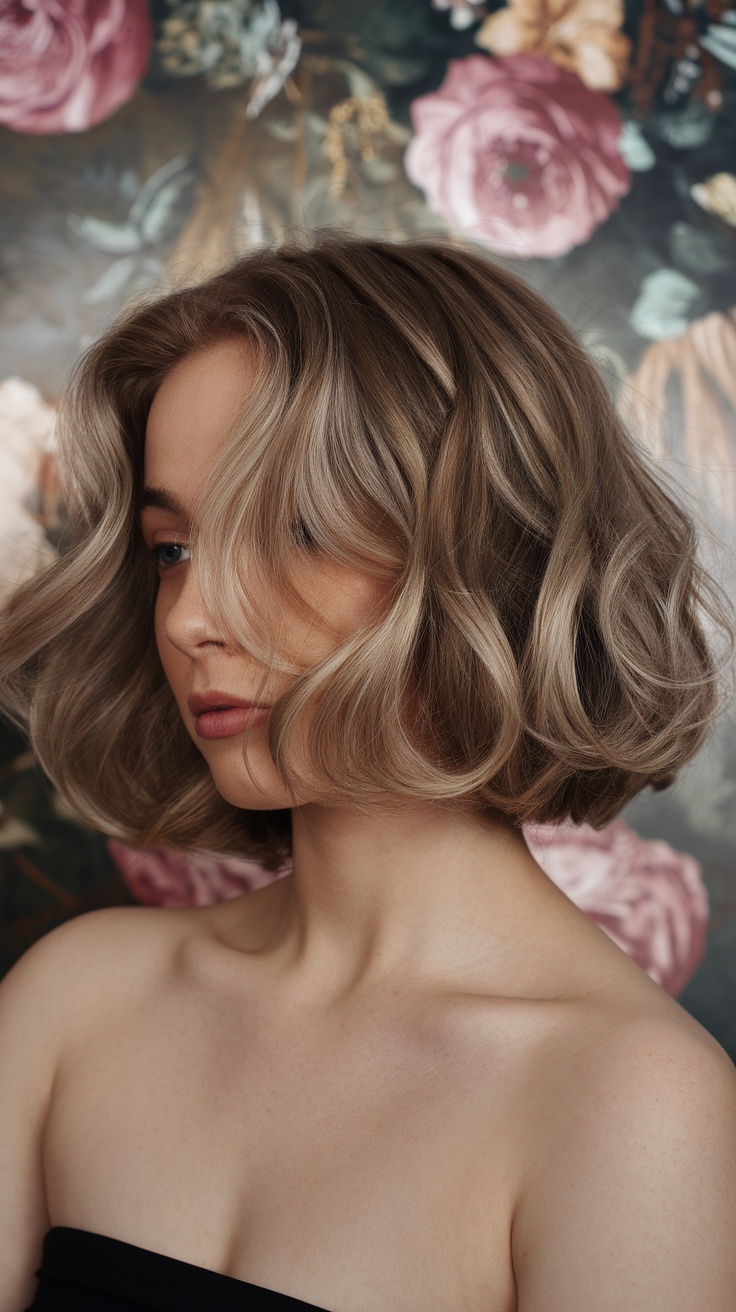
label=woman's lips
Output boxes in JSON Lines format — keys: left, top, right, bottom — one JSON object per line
{"left": 194, "top": 706, "right": 270, "bottom": 739}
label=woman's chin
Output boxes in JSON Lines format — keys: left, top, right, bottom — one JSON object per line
{"left": 211, "top": 766, "right": 295, "bottom": 813}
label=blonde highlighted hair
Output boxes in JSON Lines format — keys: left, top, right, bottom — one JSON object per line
{"left": 1, "top": 232, "right": 734, "bottom": 869}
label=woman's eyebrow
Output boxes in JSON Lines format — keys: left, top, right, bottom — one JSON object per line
{"left": 137, "top": 486, "right": 190, "bottom": 519}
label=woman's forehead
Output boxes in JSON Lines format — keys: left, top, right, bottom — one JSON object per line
{"left": 143, "top": 338, "right": 257, "bottom": 487}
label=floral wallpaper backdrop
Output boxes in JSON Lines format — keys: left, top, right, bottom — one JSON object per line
{"left": 1, "top": 0, "right": 735, "bottom": 1053}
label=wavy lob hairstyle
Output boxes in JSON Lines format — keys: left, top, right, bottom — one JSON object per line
{"left": 1, "top": 231, "right": 734, "bottom": 869}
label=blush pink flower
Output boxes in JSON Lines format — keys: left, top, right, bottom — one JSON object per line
{"left": 0, "top": 0, "right": 152, "bottom": 135}
{"left": 106, "top": 838, "right": 286, "bottom": 909}
{"left": 524, "top": 817, "right": 709, "bottom": 996}
{"left": 405, "top": 53, "right": 630, "bottom": 258}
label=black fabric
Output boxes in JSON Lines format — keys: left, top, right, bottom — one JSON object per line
{"left": 27, "top": 1227, "right": 335, "bottom": 1311}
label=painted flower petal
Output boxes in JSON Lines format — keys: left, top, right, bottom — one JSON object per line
{"left": 690, "top": 172, "right": 736, "bottom": 228}
{"left": 0, "top": 0, "right": 152, "bottom": 135}
{"left": 405, "top": 53, "right": 630, "bottom": 258}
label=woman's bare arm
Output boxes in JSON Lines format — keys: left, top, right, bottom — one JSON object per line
{"left": 0, "top": 908, "right": 136, "bottom": 1312}
{"left": 511, "top": 1017, "right": 736, "bottom": 1311}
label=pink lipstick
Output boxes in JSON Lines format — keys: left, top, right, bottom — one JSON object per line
{"left": 187, "top": 690, "right": 271, "bottom": 740}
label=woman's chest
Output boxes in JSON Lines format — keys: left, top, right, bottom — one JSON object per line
{"left": 43, "top": 987, "right": 528, "bottom": 1312}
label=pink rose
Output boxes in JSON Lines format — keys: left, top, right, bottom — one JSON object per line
{"left": 0, "top": 0, "right": 152, "bottom": 135}
{"left": 524, "top": 817, "right": 709, "bottom": 997}
{"left": 106, "top": 838, "right": 286, "bottom": 909}
{"left": 405, "top": 53, "right": 630, "bottom": 258}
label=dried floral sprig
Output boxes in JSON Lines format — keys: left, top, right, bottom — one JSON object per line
{"left": 324, "top": 93, "right": 391, "bottom": 197}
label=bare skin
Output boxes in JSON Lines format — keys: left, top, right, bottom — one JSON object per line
{"left": 3, "top": 338, "right": 735, "bottom": 1312}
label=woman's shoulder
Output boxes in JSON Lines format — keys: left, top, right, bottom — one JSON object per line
{"left": 508, "top": 980, "right": 736, "bottom": 1309}
{"left": 0, "top": 903, "right": 203, "bottom": 1044}
{"left": 0, "top": 903, "right": 213, "bottom": 1310}
{"left": 510, "top": 932, "right": 736, "bottom": 1144}
{"left": 532, "top": 971, "right": 735, "bottom": 1114}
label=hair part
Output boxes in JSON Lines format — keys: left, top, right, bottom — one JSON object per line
{"left": 1, "top": 230, "right": 734, "bottom": 868}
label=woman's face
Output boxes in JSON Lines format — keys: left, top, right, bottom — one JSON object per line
{"left": 140, "top": 337, "right": 391, "bottom": 810}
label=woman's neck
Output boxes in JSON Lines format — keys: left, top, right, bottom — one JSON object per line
{"left": 248, "top": 802, "right": 572, "bottom": 1000}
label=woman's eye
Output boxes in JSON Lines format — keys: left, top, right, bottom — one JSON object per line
{"left": 150, "top": 542, "right": 191, "bottom": 571}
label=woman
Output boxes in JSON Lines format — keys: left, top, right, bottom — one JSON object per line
{"left": 1, "top": 233, "right": 735, "bottom": 1312}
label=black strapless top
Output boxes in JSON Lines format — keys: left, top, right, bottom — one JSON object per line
{"left": 27, "top": 1227, "right": 336, "bottom": 1311}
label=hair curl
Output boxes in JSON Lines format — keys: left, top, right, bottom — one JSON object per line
{"left": 1, "top": 231, "right": 734, "bottom": 869}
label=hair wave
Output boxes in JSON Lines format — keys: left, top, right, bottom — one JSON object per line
{"left": 1, "top": 232, "right": 734, "bottom": 868}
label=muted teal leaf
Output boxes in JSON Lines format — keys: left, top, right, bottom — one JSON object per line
{"left": 67, "top": 214, "right": 141, "bottom": 254}
{"left": 629, "top": 268, "right": 699, "bottom": 340}
{"left": 618, "top": 121, "right": 656, "bottom": 172}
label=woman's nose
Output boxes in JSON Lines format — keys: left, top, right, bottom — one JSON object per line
{"left": 159, "top": 560, "right": 225, "bottom": 654}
